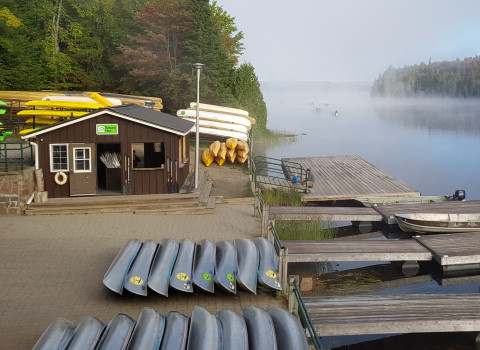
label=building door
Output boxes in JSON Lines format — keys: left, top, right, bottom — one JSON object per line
{"left": 69, "top": 143, "right": 97, "bottom": 196}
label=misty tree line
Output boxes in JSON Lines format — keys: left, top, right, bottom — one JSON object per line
{"left": 371, "top": 57, "right": 480, "bottom": 98}
{"left": 0, "top": 0, "right": 267, "bottom": 129}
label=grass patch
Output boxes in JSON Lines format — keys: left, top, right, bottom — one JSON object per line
{"left": 275, "top": 220, "right": 337, "bottom": 240}
{"left": 261, "top": 188, "right": 302, "bottom": 206}
{"left": 244, "top": 181, "right": 254, "bottom": 197}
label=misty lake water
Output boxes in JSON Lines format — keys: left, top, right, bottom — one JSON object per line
{"left": 258, "top": 82, "right": 480, "bottom": 349}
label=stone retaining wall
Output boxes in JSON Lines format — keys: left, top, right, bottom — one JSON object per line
{"left": 0, "top": 167, "right": 35, "bottom": 214}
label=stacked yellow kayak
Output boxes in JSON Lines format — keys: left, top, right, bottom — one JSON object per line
{"left": 202, "top": 137, "right": 250, "bottom": 167}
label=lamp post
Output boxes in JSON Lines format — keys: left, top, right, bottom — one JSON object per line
{"left": 193, "top": 63, "right": 204, "bottom": 189}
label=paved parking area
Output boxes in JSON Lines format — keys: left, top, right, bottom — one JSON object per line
{"left": 0, "top": 204, "right": 286, "bottom": 349}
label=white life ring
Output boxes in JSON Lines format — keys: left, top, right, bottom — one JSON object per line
{"left": 54, "top": 171, "right": 68, "bottom": 185}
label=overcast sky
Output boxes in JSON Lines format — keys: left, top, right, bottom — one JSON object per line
{"left": 214, "top": 1, "right": 480, "bottom": 83}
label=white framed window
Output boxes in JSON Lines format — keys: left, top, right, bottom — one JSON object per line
{"left": 50, "top": 144, "right": 69, "bottom": 172}
{"left": 73, "top": 147, "right": 91, "bottom": 173}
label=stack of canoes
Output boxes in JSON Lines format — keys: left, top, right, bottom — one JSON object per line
{"left": 202, "top": 137, "right": 250, "bottom": 167}
{"left": 103, "top": 237, "right": 281, "bottom": 297}
{"left": 177, "top": 103, "right": 254, "bottom": 141}
{"left": 32, "top": 305, "right": 308, "bottom": 350}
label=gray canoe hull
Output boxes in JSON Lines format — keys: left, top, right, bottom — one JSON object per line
{"left": 124, "top": 240, "right": 157, "bottom": 296}
{"left": 267, "top": 307, "right": 308, "bottom": 350}
{"left": 67, "top": 316, "right": 106, "bottom": 350}
{"left": 234, "top": 239, "right": 259, "bottom": 294}
{"left": 252, "top": 238, "right": 282, "bottom": 291}
{"left": 127, "top": 307, "right": 165, "bottom": 350}
{"left": 95, "top": 314, "right": 135, "bottom": 350}
{"left": 170, "top": 239, "right": 195, "bottom": 293}
{"left": 148, "top": 238, "right": 179, "bottom": 297}
{"left": 192, "top": 240, "right": 215, "bottom": 293}
{"left": 214, "top": 241, "right": 237, "bottom": 294}
{"left": 217, "top": 309, "right": 248, "bottom": 350}
{"left": 160, "top": 312, "right": 189, "bottom": 350}
{"left": 103, "top": 239, "right": 142, "bottom": 294}
{"left": 243, "top": 306, "right": 277, "bottom": 350}
{"left": 186, "top": 306, "right": 221, "bottom": 350}
{"left": 32, "top": 318, "right": 75, "bottom": 350}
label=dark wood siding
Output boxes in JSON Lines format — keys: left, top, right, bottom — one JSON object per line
{"left": 37, "top": 113, "right": 190, "bottom": 198}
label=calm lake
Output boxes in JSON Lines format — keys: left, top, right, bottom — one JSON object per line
{"left": 259, "top": 81, "right": 480, "bottom": 349}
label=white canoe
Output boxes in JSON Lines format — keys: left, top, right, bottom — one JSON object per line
{"left": 189, "top": 102, "right": 256, "bottom": 124}
{"left": 177, "top": 109, "right": 251, "bottom": 128}
{"left": 197, "top": 127, "right": 248, "bottom": 141}
{"left": 42, "top": 95, "right": 123, "bottom": 105}
{"left": 179, "top": 116, "right": 249, "bottom": 134}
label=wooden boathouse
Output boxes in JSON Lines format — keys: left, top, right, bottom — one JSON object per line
{"left": 21, "top": 104, "right": 194, "bottom": 198}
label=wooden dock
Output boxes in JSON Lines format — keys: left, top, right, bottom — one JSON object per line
{"left": 303, "top": 294, "right": 480, "bottom": 336}
{"left": 282, "top": 155, "right": 420, "bottom": 202}
{"left": 269, "top": 206, "right": 383, "bottom": 222}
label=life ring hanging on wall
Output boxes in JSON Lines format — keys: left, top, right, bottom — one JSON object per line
{"left": 54, "top": 171, "right": 68, "bottom": 185}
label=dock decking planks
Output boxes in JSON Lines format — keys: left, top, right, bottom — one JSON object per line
{"left": 283, "top": 240, "right": 432, "bottom": 263}
{"left": 303, "top": 294, "right": 480, "bottom": 336}
{"left": 269, "top": 206, "right": 383, "bottom": 222}
{"left": 282, "top": 155, "right": 420, "bottom": 202}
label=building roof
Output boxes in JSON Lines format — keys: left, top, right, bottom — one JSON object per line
{"left": 21, "top": 104, "right": 195, "bottom": 139}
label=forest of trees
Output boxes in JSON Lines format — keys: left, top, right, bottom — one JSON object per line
{"left": 0, "top": 0, "right": 267, "bottom": 129}
{"left": 371, "top": 57, "right": 480, "bottom": 98}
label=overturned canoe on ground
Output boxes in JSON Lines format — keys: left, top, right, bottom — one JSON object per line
{"left": 186, "top": 306, "right": 221, "bottom": 350}
{"left": 192, "top": 239, "right": 215, "bottom": 293}
{"left": 214, "top": 241, "right": 237, "bottom": 294}
{"left": 66, "top": 316, "right": 106, "bottom": 350}
{"left": 148, "top": 238, "right": 179, "bottom": 297}
{"left": 267, "top": 307, "right": 308, "bottom": 350}
{"left": 170, "top": 239, "right": 195, "bottom": 293}
{"left": 127, "top": 307, "right": 165, "bottom": 350}
{"left": 95, "top": 314, "right": 135, "bottom": 350}
{"left": 243, "top": 306, "right": 278, "bottom": 350}
{"left": 124, "top": 240, "right": 157, "bottom": 296}
{"left": 32, "top": 318, "right": 75, "bottom": 350}
{"left": 160, "top": 312, "right": 189, "bottom": 350}
{"left": 217, "top": 309, "right": 248, "bottom": 350}
{"left": 234, "top": 238, "right": 259, "bottom": 294}
{"left": 253, "top": 237, "right": 282, "bottom": 291}
{"left": 103, "top": 239, "right": 142, "bottom": 294}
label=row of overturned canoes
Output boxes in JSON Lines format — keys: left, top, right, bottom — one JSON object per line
{"left": 103, "top": 237, "right": 282, "bottom": 296}
{"left": 33, "top": 305, "right": 309, "bottom": 350}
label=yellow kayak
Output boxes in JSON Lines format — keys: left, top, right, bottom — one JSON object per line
{"left": 19, "top": 128, "right": 42, "bottom": 135}
{"left": 202, "top": 149, "right": 214, "bottom": 166}
{"left": 25, "top": 101, "right": 104, "bottom": 109}
{"left": 17, "top": 110, "right": 88, "bottom": 117}
{"left": 26, "top": 117, "right": 58, "bottom": 125}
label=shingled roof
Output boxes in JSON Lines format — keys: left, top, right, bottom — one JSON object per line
{"left": 21, "top": 104, "right": 195, "bottom": 139}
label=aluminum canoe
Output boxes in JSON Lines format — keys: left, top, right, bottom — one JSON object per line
{"left": 169, "top": 239, "right": 195, "bottom": 293}
{"left": 103, "top": 239, "right": 142, "bottom": 294}
{"left": 214, "top": 241, "right": 237, "bottom": 294}
{"left": 217, "top": 309, "right": 248, "bottom": 350}
{"left": 243, "top": 306, "right": 277, "bottom": 350}
{"left": 234, "top": 239, "right": 259, "bottom": 294}
{"left": 126, "top": 307, "right": 165, "bottom": 350}
{"left": 186, "top": 306, "right": 221, "bottom": 350}
{"left": 66, "top": 316, "right": 106, "bottom": 350}
{"left": 252, "top": 238, "right": 282, "bottom": 291}
{"left": 95, "top": 314, "right": 135, "bottom": 350}
{"left": 267, "top": 307, "right": 308, "bottom": 350}
{"left": 192, "top": 239, "right": 215, "bottom": 293}
{"left": 124, "top": 240, "right": 157, "bottom": 296}
{"left": 148, "top": 238, "right": 179, "bottom": 297}
{"left": 395, "top": 213, "right": 480, "bottom": 233}
{"left": 159, "top": 312, "right": 189, "bottom": 350}
{"left": 32, "top": 318, "right": 75, "bottom": 350}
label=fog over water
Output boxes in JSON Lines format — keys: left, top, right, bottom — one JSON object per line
{"left": 260, "top": 81, "right": 480, "bottom": 200}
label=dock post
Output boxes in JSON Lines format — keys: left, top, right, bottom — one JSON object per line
{"left": 288, "top": 275, "right": 299, "bottom": 317}
{"left": 281, "top": 246, "right": 289, "bottom": 295}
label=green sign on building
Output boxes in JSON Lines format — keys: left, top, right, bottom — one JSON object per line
{"left": 96, "top": 124, "right": 118, "bottom": 135}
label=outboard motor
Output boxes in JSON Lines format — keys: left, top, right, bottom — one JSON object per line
{"left": 453, "top": 190, "right": 466, "bottom": 201}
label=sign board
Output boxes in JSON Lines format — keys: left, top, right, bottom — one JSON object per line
{"left": 96, "top": 124, "right": 118, "bottom": 135}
